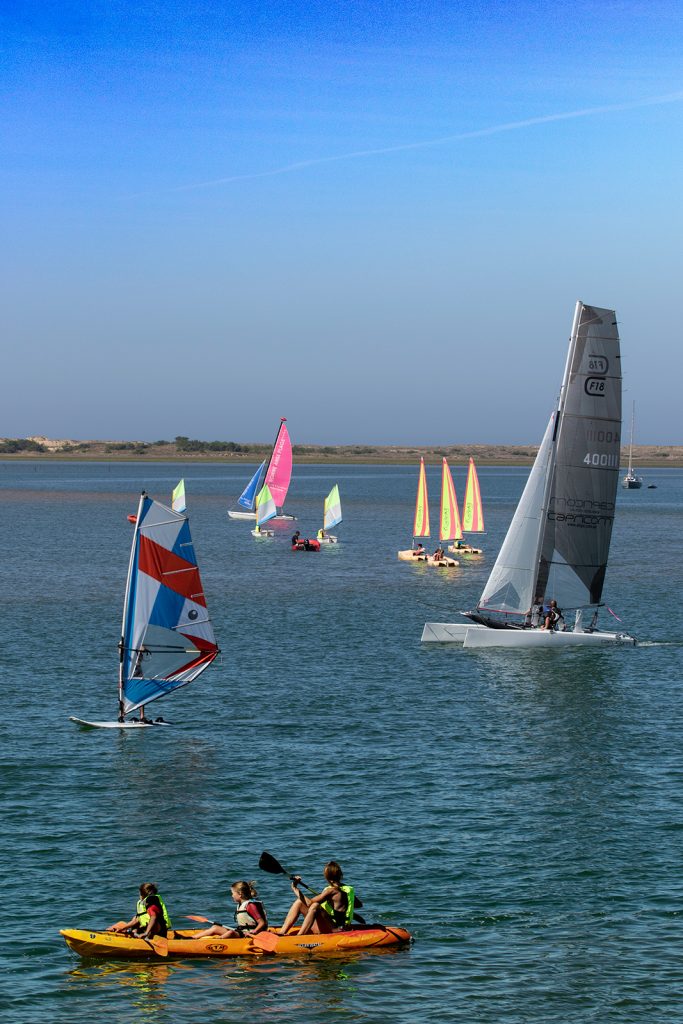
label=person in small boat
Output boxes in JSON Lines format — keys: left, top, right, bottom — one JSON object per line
{"left": 279, "top": 861, "right": 362, "bottom": 935}
{"left": 109, "top": 882, "right": 171, "bottom": 939}
{"left": 317, "top": 528, "right": 325, "bottom": 540}
{"left": 542, "top": 599, "right": 565, "bottom": 631}
{"left": 188, "top": 881, "right": 268, "bottom": 940}
{"left": 432, "top": 546, "right": 445, "bottom": 561}
{"left": 412, "top": 543, "right": 425, "bottom": 557}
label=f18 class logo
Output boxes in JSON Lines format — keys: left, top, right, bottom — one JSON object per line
{"left": 585, "top": 377, "right": 606, "bottom": 396}
{"left": 587, "top": 355, "right": 608, "bottom": 374}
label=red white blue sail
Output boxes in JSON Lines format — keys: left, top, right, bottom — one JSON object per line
{"left": 120, "top": 494, "right": 219, "bottom": 715}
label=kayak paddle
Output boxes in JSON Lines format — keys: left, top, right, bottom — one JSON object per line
{"left": 250, "top": 930, "right": 279, "bottom": 952}
{"left": 143, "top": 934, "right": 168, "bottom": 957}
{"left": 184, "top": 914, "right": 222, "bottom": 925}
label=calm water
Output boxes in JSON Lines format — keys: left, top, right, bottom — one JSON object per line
{"left": 1, "top": 461, "right": 682, "bottom": 1024}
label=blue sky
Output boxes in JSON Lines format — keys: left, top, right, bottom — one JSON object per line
{"left": 3, "top": 1, "right": 681, "bottom": 444}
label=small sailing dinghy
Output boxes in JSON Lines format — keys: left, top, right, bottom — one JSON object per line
{"left": 422, "top": 301, "right": 637, "bottom": 648}
{"left": 449, "top": 458, "right": 484, "bottom": 555}
{"left": 70, "top": 491, "right": 220, "bottom": 727}
{"left": 228, "top": 418, "right": 296, "bottom": 520}
{"left": 622, "top": 401, "right": 643, "bottom": 489}
{"left": 251, "top": 484, "right": 276, "bottom": 537}
{"left": 399, "top": 458, "right": 458, "bottom": 566}
{"left": 318, "top": 484, "right": 342, "bottom": 543}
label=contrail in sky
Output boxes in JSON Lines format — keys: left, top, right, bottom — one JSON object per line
{"left": 148, "top": 90, "right": 683, "bottom": 195}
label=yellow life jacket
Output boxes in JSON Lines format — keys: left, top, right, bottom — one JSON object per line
{"left": 321, "top": 884, "right": 354, "bottom": 926}
{"left": 136, "top": 893, "right": 172, "bottom": 929}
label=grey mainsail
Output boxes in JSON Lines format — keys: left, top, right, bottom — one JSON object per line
{"left": 478, "top": 301, "right": 621, "bottom": 620}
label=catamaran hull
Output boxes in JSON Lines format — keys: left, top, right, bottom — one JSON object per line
{"left": 60, "top": 926, "right": 411, "bottom": 959}
{"left": 228, "top": 510, "right": 297, "bottom": 521}
{"left": 399, "top": 551, "right": 459, "bottom": 566}
{"left": 69, "top": 717, "right": 172, "bottom": 729}
{"left": 421, "top": 622, "right": 636, "bottom": 648}
{"left": 447, "top": 544, "right": 483, "bottom": 556}
{"left": 318, "top": 536, "right": 338, "bottom": 544}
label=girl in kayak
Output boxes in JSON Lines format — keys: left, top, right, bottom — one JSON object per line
{"left": 280, "top": 861, "right": 362, "bottom": 935}
{"left": 191, "top": 881, "right": 268, "bottom": 939}
{"left": 109, "top": 882, "right": 171, "bottom": 939}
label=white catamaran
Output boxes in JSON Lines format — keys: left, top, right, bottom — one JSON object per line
{"left": 70, "top": 491, "right": 220, "bottom": 727}
{"left": 227, "top": 417, "right": 296, "bottom": 521}
{"left": 422, "top": 301, "right": 637, "bottom": 648}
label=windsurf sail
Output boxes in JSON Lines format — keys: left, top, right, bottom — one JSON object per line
{"left": 255, "top": 484, "right": 277, "bottom": 526}
{"left": 462, "top": 458, "right": 484, "bottom": 533}
{"left": 439, "top": 459, "right": 462, "bottom": 542}
{"left": 238, "top": 461, "right": 267, "bottom": 511}
{"left": 119, "top": 493, "right": 219, "bottom": 716}
{"left": 413, "top": 458, "right": 430, "bottom": 538}
{"left": 323, "top": 485, "right": 342, "bottom": 531}
{"left": 263, "top": 419, "right": 292, "bottom": 508}
{"left": 172, "top": 479, "right": 186, "bottom": 514}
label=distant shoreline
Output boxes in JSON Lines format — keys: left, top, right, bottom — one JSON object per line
{"left": 1, "top": 437, "right": 681, "bottom": 467}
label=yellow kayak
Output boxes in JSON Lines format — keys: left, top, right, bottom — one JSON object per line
{"left": 60, "top": 925, "right": 412, "bottom": 959}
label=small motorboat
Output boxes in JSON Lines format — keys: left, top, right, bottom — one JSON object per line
{"left": 292, "top": 538, "right": 320, "bottom": 552}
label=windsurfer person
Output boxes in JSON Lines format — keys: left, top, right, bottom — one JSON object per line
{"left": 279, "top": 861, "right": 362, "bottom": 935}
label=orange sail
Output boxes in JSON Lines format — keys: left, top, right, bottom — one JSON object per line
{"left": 413, "top": 457, "right": 430, "bottom": 538}
{"left": 440, "top": 458, "right": 463, "bottom": 542}
{"left": 462, "top": 457, "right": 485, "bottom": 533}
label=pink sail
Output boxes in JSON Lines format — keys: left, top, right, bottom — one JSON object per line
{"left": 264, "top": 419, "right": 292, "bottom": 508}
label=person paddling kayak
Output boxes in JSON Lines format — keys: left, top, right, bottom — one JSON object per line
{"left": 108, "top": 882, "right": 171, "bottom": 939}
{"left": 279, "top": 861, "right": 362, "bottom": 935}
{"left": 189, "top": 881, "right": 268, "bottom": 940}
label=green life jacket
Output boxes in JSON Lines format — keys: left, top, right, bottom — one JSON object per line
{"left": 321, "top": 884, "right": 354, "bottom": 926}
{"left": 136, "top": 893, "right": 172, "bottom": 930}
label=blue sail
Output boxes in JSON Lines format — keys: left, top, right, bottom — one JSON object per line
{"left": 238, "top": 461, "right": 266, "bottom": 511}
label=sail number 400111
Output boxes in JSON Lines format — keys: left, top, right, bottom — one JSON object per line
{"left": 583, "top": 452, "right": 619, "bottom": 467}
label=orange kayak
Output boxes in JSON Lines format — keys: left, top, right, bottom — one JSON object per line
{"left": 61, "top": 925, "right": 412, "bottom": 959}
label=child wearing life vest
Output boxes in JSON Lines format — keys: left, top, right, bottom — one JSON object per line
{"left": 109, "top": 882, "right": 171, "bottom": 939}
{"left": 280, "top": 861, "right": 362, "bottom": 935}
{"left": 191, "top": 881, "right": 268, "bottom": 939}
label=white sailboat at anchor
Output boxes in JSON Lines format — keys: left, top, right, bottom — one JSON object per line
{"left": 422, "top": 301, "right": 637, "bottom": 648}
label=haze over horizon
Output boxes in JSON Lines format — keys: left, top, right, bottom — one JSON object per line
{"left": 3, "top": 2, "right": 682, "bottom": 445}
